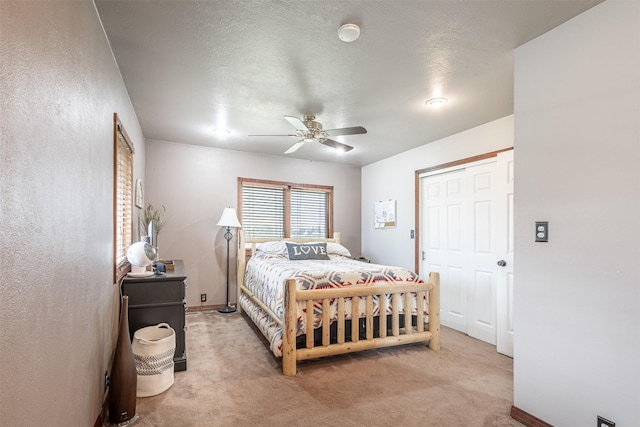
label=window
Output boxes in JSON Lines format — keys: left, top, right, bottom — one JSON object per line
{"left": 290, "top": 188, "right": 329, "bottom": 238}
{"left": 238, "top": 178, "right": 333, "bottom": 240}
{"left": 114, "top": 113, "right": 134, "bottom": 282}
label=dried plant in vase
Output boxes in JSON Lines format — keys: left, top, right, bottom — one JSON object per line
{"left": 139, "top": 204, "right": 167, "bottom": 257}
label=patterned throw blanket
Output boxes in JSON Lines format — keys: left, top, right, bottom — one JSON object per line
{"left": 240, "top": 249, "right": 426, "bottom": 357}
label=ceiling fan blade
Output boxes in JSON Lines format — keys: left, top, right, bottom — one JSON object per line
{"left": 320, "top": 138, "right": 354, "bottom": 152}
{"left": 323, "top": 126, "right": 367, "bottom": 137}
{"left": 248, "top": 134, "right": 297, "bottom": 137}
{"left": 284, "top": 141, "right": 306, "bottom": 154}
{"left": 284, "top": 115, "right": 309, "bottom": 130}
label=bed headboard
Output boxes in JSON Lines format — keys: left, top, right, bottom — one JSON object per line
{"left": 236, "top": 229, "right": 342, "bottom": 307}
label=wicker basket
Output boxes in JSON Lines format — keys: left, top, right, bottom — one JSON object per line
{"left": 132, "top": 323, "right": 175, "bottom": 397}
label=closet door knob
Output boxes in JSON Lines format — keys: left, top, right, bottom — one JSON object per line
{"left": 497, "top": 260, "right": 507, "bottom": 267}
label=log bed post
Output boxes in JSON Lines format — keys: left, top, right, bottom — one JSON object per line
{"left": 428, "top": 272, "right": 441, "bottom": 350}
{"left": 283, "top": 279, "right": 297, "bottom": 376}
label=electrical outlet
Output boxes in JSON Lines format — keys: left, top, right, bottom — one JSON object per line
{"left": 597, "top": 415, "right": 615, "bottom": 427}
{"left": 104, "top": 371, "right": 110, "bottom": 393}
{"left": 535, "top": 221, "right": 549, "bottom": 242}
{"left": 200, "top": 293, "right": 206, "bottom": 303}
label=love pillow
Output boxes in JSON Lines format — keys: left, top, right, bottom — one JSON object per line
{"left": 285, "top": 242, "right": 331, "bottom": 261}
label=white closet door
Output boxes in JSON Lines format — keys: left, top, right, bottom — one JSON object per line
{"left": 465, "top": 162, "right": 498, "bottom": 345}
{"left": 496, "top": 150, "right": 515, "bottom": 357}
{"left": 421, "top": 170, "right": 468, "bottom": 333}
{"left": 421, "top": 159, "right": 506, "bottom": 347}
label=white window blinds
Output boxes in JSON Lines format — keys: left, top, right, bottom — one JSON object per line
{"left": 239, "top": 178, "right": 333, "bottom": 240}
{"left": 114, "top": 115, "right": 134, "bottom": 281}
{"left": 241, "top": 185, "right": 285, "bottom": 239}
{"left": 290, "top": 189, "right": 328, "bottom": 239}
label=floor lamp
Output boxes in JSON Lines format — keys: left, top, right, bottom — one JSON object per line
{"left": 217, "top": 207, "right": 241, "bottom": 313}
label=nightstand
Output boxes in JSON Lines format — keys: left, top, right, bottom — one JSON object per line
{"left": 121, "top": 260, "right": 187, "bottom": 371}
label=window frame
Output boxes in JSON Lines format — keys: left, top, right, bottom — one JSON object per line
{"left": 237, "top": 177, "right": 334, "bottom": 239}
{"left": 113, "top": 113, "right": 135, "bottom": 282}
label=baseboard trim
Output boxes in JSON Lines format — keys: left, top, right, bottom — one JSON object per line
{"left": 510, "top": 405, "right": 553, "bottom": 427}
{"left": 186, "top": 304, "right": 233, "bottom": 313}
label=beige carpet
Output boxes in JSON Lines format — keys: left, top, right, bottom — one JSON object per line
{"left": 130, "top": 311, "right": 522, "bottom": 427}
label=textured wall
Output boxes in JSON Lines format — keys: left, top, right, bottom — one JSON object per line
{"left": 0, "top": 1, "right": 144, "bottom": 425}
{"left": 513, "top": 1, "right": 640, "bottom": 425}
{"left": 144, "top": 139, "right": 362, "bottom": 308}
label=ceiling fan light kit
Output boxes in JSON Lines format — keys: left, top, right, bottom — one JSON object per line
{"left": 338, "top": 24, "right": 360, "bottom": 42}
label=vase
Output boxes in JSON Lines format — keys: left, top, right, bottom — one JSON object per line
{"left": 109, "top": 295, "right": 139, "bottom": 425}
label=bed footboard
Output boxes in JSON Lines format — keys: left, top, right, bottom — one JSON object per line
{"left": 282, "top": 273, "right": 440, "bottom": 376}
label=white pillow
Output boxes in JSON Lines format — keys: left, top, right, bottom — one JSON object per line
{"left": 256, "top": 241, "right": 288, "bottom": 255}
{"left": 326, "top": 242, "right": 352, "bottom": 257}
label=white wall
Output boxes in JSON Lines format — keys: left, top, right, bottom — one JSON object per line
{"left": 144, "top": 140, "right": 361, "bottom": 307}
{"left": 361, "top": 116, "right": 513, "bottom": 272}
{"left": 513, "top": 1, "right": 640, "bottom": 425}
{"left": 0, "top": 1, "right": 145, "bottom": 425}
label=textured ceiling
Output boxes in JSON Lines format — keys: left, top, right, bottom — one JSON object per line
{"left": 95, "top": 0, "right": 601, "bottom": 167}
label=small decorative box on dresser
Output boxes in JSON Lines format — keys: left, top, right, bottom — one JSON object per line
{"left": 121, "top": 259, "right": 187, "bottom": 371}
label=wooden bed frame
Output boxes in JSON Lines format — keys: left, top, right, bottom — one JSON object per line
{"left": 236, "top": 230, "right": 440, "bottom": 376}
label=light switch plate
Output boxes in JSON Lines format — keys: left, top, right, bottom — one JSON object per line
{"left": 597, "top": 415, "right": 615, "bottom": 427}
{"left": 535, "top": 221, "right": 548, "bottom": 242}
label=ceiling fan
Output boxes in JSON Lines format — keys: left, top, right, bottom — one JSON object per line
{"left": 250, "top": 115, "right": 367, "bottom": 154}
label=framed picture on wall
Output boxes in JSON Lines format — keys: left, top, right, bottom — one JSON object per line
{"left": 374, "top": 199, "right": 396, "bottom": 228}
{"left": 135, "top": 179, "right": 144, "bottom": 208}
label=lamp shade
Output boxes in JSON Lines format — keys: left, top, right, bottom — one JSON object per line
{"left": 217, "top": 207, "right": 241, "bottom": 228}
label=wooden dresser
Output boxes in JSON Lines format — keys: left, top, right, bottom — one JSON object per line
{"left": 121, "top": 260, "right": 187, "bottom": 371}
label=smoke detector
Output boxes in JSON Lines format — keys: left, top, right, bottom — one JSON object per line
{"left": 338, "top": 24, "right": 360, "bottom": 42}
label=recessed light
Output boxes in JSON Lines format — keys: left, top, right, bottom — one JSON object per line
{"left": 425, "top": 97, "right": 448, "bottom": 108}
{"left": 213, "top": 128, "right": 230, "bottom": 135}
{"left": 338, "top": 24, "right": 360, "bottom": 43}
